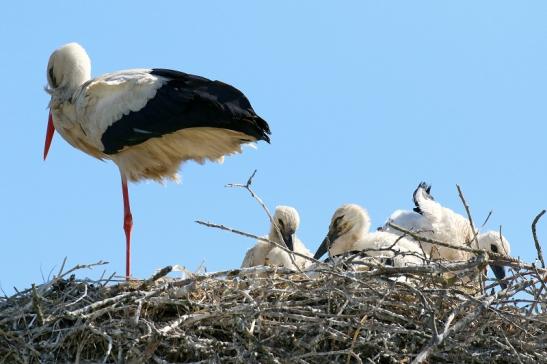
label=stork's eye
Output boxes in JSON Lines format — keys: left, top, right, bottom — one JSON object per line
{"left": 48, "top": 67, "right": 57, "bottom": 88}
{"left": 491, "top": 244, "right": 499, "bottom": 253}
{"left": 334, "top": 216, "right": 344, "bottom": 226}
{"left": 278, "top": 219, "right": 284, "bottom": 228}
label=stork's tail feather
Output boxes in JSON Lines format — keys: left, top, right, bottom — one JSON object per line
{"left": 413, "top": 181, "right": 434, "bottom": 215}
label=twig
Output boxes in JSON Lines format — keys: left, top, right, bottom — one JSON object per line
{"left": 295, "top": 350, "right": 362, "bottom": 362}
{"left": 348, "top": 254, "right": 488, "bottom": 276}
{"left": 88, "top": 324, "right": 113, "bottom": 364}
{"left": 388, "top": 223, "right": 480, "bottom": 254}
{"left": 65, "top": 292, "right": 135, "bottom": 317}
{"left": 56, "top": 257, "right": 68, "bottom": 278}
{"left": 31, "top": 284, "right": 44, "bottom": 326}
{"left": 412, "top": 294, "right": 496, "bottom": 363}
{"left": 58, "top": 260, "right": 109, "bottom": 280}
{"left": 502, "top": 331, "right": 525, "bottom": 364}
{"left": 528, "top": 265, "right": 547, "bottom": 315}
{"left": 225, "top": 170, "right": 280, "bottom": 243}
{"left": 456, "top": 185, "right": 479, "bottom": 250}
{"left": 481, "top": 210, "right": 493, "bottom": 228}
{"left": 139, "top": 266, "right": 173, "bottom": 290}
{"left": 531, "top": 210, "right": 546, "bottom": 269}
{"left": 65, "top": 284, "right": 88, "bottom": 307}
{"left": 225, "top": 170, "right": 301, "bottom": 269}
{"left": 101, "top": 272, "right": 117, "bottom": 288}
{"left": 195, "top": 220, "right": 321, "bottom": 266}
{"left": 454, "top": 185, "right": 484, "bottom": 295}
{"left": 158, "top": 312, "right": 214, "bottom": 335}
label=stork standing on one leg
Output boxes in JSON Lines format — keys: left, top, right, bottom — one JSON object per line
{"left": 44, "top": 43, "right": 271, "bottom": 279}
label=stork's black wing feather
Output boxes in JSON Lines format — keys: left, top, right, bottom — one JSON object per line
{"left": 101, "top": 68, "right": 270, "bottom": 154}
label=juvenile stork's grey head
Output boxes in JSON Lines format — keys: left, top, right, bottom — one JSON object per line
{"left": 478, "top": 231, "right": 511, "bottom": 289}
{"left": 270, "top": 206, "right": 300, "bottom": 251}
{"left": 314, "top": 204, "right": 371, "bottom": 259}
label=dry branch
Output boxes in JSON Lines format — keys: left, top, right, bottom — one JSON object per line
{"left": 195, "top": 220, "right": 320, "bottom": 266}
{"left": 388, "top": 223, "right": 480, "bottom": 254}
{"left": 532, "top": 209, "right": 546, "bottom": 269}
{"left": 456, "top": 184, "right": 480, "bottom": 249}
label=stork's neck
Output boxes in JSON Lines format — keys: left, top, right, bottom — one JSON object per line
{"left": 268, "top": 224, "right": 283, "bottom": 243}
{"left": 331, "top": 226, "right": 367, "bottom": 256}
{"left": 329, "top": 212, "right": 370, "bottom": 256}
{"left": 48, "top": 68, "right": 91, "bottom": 104}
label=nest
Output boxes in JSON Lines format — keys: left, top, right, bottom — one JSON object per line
{"left": 3, "top": 177, "right": 547, "bottom": 363}
{"left": 1, "top": 256, "right": 546, "bottom": 364}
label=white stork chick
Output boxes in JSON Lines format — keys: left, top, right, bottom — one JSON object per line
{"left": 477, "top": 231, "right": 511, "bottom": 288}
{"left": 241, "top": 206, "right": 312, "bottom": 270}
{"left": 314, "top": 204, "right": 426, "bottom": 268}
{"left": 44, "top": 43, "right": 271, "bottom": 279}
{"left": 410, "top": 182, "right": 474, "bottom": 261}
{"left": 382, "top": 183, "right": 470, "bottom": 257}
{"left": 385, "top": 182, "right": 511, "bottom": 287}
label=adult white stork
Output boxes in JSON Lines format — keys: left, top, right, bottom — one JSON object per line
{"left": 44, "top": 43, "right": 271, "bottom": 279}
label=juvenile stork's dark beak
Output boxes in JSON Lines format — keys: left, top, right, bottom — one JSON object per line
{"left": 314, "top": 229, "right": 340, "bottom": 260}
{"left": 490, "top": 264, "right": 507, "bottom": 289}
{"left": 282, "top": 231, "right": 295, "bottom": 251}
{"left": 314, "top": 236, "right": 330, "bottom": 260}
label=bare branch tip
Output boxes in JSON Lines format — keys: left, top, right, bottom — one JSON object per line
{"left": 246, "top": 169, "right": 258, "bottom": 187}
{"left": 532, "top": 209, "right": 546, "bottom": 269}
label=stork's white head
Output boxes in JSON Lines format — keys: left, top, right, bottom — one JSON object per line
{"left": 270, "top": 206, "right": 300, "bottom": 251}
{"left": 478, "top": 231, "right": 511, "bottom": 288}
{"left": 314, "top": 204, "right": 371, "bottom": 259}
{"left": 478, "top": 231, "right": 511, "bottom": 256}
{"left": 46, "top": 43, "right": 91, "bottom": 96}
{"left": 44, "top": 43, "right": 91, "bottom": 161}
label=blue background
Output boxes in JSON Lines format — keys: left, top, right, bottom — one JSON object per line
{"left": 1, "top": 1, "right": 546, "bottom": 293}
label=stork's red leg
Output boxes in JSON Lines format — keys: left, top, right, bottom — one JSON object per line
{"left": 121, "top": 174, "right": 133, "bottom": 280}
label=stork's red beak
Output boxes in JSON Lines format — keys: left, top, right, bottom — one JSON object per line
{"left": 43, "top": 112, "right": 55, "bottom": 160}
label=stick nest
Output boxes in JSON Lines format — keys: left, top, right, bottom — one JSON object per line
{"left": 1, "top": 258, "right": 546, "bottom": 364}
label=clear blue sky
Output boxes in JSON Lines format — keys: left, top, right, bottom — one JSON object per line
{"left": 1, "top": 2, "right": 546, "bottom": 294}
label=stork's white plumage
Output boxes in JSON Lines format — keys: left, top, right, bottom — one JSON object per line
{"left": 266, "top": 238, "right": 313, "bottom": 270}
{"left": 411, "top": 183, "right": 474, "bottom": 261}
{"left": 386, "top": 182, "right": 511, "bottom": 288}
{"left": 382, "top": 210, "right": 434, "bottom": 238}
{"left": 44, "top": 43, "right": 271, "bottom": 279}
{"left": 241, "top": 206, "right": 312, "bottom": 270}
{"left": 314, "top": 204, "right": 426, "bottom": 268}
{"left": 381, "top": 183, "right": 435, "bottom": 243}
